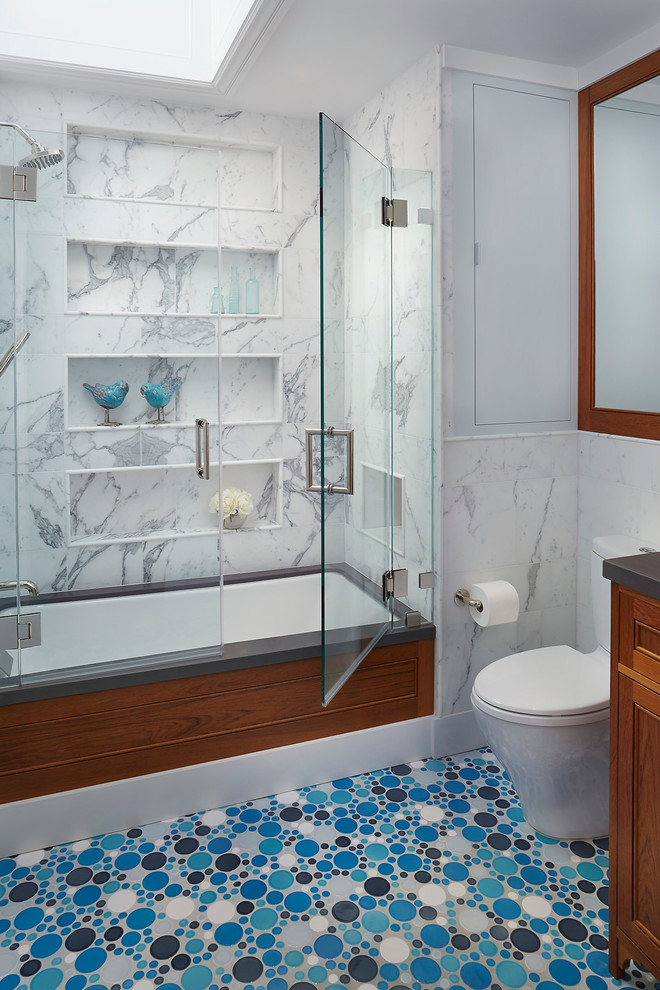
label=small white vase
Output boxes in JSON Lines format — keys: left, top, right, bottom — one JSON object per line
{"left": 223, "top": 512, "right": 246, "bottom": 530}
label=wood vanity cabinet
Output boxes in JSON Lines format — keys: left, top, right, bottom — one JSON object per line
{"left": 610, "top": 584, "right": 660, "bottom": 981}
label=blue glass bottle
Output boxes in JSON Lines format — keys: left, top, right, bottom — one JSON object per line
{"left": 210, "top": 287, "right": 219, "bottom": 314}
{"left": 245, "top": 267, "right": 259, "bottom": 315}
{"left": 228, "top": 265, "right": 240, "bottom": 314}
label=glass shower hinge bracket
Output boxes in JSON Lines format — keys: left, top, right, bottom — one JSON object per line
{"left": 382, "top": 569, "right": 408, "bottom": 601}
{"left": 0, "top": 612, "right": 41, "bottom": 649}
{"left": 0, "top": 165, "right": 37, "bottom": 202}
{"left": 381, "top": 197, "right": 408, "bottom": 228}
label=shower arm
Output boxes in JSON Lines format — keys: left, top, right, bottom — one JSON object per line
{"left": 0, "top": 121, "right": 42, "bottom": 148}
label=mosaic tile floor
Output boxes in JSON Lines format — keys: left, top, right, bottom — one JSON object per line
{"left": 1, "top": 749, "right": 659, "bottom": 990}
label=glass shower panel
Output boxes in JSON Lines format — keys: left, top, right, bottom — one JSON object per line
{"left": 0, "top": 124, "right": 20, "bottom": 685}
{"left": 319, "top": 114, "right": 393, "bottom": 706}
{"left": 7, "top": 127, "right": 223, "bottom": 684}
{"left": 391, "top": 168, "right": 434, "bottom": 620}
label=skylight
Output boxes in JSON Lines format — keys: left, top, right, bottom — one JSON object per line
{"left": 0, "top": 0, "right": 258, "bottom": 82}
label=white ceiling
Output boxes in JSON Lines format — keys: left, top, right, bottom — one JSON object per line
{"left": 230, "top": 0, "right": 660, "bottom": 118}
{"left": 2, "top": 0, "right": 660, "bottom": 119}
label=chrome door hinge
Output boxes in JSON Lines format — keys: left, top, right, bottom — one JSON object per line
{"left": 405, "top": 610, "right": 422, "bottom": 628}
{"left": 382, "top": 568, "right": 409, "bottom": 600}
{"left": 381, "top": 197, "right": 408, "bottom": 228}
{"left": 0, "top": 612, "right": 41, "bottom": 650}
{"left": 0, "top": 165, "right": 37, "bottom": 202}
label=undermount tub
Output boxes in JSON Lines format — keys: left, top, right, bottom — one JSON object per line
{"left": 0, "top": 569, "right": 406, "bottom": 687}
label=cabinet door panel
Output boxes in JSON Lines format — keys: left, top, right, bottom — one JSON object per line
{"left": 619, "top": 591, "right": 660, "bottom": 685}
{"left": 617, "top": 673, "right": 660, "bottom": 968}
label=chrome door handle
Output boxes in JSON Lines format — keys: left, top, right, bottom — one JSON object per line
{"left": 195, "top": 418, "right": 210, "bottom": 480}
{"left": 305, "top": 426, "right": 354, "bottom": 494}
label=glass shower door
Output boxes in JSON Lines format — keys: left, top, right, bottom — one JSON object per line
{"left": 318, "top": 114, "right": 394, "bottom": 706}
{"left": 0, "top": 124, "right": 20, "bottom": 685}
{"left": 4, "top": 126, "right": 224, "bottom": 685}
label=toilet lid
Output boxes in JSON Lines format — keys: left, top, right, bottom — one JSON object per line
{"left": 472, "top": 646, "right": 610, "bottom": 717}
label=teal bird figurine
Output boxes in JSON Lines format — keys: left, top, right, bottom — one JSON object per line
{"left": 140, "top": 377, "right": 181, "bottom": 424}
{"left": 82, "top": 380, "right": 129, "bottom": 426}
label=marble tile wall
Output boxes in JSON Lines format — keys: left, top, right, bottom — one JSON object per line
{"left": 342, "top": 49, "right": 441, "bottom": 621}
{"left": 443, "top": 432, "right": 579, "bottom": 715}
{"left": 0, "top": 81, "right": 320, "bottom": 599}
{"left": 577, "top": 431, "right": 660, "bottom": 651}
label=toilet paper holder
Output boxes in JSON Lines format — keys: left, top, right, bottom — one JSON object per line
{"left": 454, "top": 588, "right": 483, "bottom": 612}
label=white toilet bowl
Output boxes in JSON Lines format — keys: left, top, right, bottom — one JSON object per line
{"left": 472, "top": 645, "right": 610, "bottom": 839}
{"left": 470, "top": 535, "right": 658, "bottom": 839}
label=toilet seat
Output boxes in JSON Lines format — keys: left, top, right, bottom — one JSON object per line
{"left": 471, "top": 645, "right": 610, "bottom": 726}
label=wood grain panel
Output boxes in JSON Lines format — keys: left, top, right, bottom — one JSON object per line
{"left": 0, "top": 660, "right": 417, "bottom": 773}
{"left": 618, "top": 589, "right": 660, "bottom": 684}
{"left": 0, "top": 638, "right": 435, "bottom": 804}
{"left": 579, "top": 48, "right": 660, "bottom": 441}
{"left": 613, "top": 666, "right": 660, "bottom": 980}
{"left": 634, "top": 694, "right": 660, "bottom": 949}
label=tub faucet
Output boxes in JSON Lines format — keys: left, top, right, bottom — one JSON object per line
{"left": 0, "top": 580, "right": 39, "bottom": 598}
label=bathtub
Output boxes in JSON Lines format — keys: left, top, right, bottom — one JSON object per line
{"left": 1, "top": 568, "right": 399, "bottom": 684}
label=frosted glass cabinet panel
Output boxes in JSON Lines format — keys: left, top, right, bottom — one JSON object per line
{"left": 593, "top": 102, "right": 660, "bottom": 412}
{"left": 472, "top": 85, "right": 572, "bottom": 427}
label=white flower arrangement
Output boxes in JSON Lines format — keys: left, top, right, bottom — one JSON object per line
{"left": 209, "top": 486, "right": 254, "bottom": 523}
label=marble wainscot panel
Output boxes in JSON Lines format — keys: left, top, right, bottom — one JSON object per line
{"left": 443, "top": 433, "right": 578, "bottom": 716}
{"left": 577, "top": 431, "right": 660, "bottom": 651}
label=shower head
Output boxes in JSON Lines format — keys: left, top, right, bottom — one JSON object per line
{"left": 18, "top": 145, "right": 64, "bottom": 170}
{"left": 0, "top": 121, "right": 64, "bottom": 170}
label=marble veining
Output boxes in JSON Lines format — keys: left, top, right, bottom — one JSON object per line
{"left": 443, "top": 433, "right": 579, "bottom": 717}
{"left": 67, "top": 131, "right": 219, "bottom": 204}
{"left": 0, "top": 67, "right": 435, "bottom": 636}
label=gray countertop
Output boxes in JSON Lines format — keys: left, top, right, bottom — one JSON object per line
{"left": 603, "top": 551, "right": 660, "bottom": 600}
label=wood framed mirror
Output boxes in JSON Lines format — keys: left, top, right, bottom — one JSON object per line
{"left": 579, "top": 48, "right": 660, "bottom": 439}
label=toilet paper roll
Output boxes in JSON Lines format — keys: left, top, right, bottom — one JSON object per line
{"left": 469, "top": 581, "right": 519, "bottom": 627}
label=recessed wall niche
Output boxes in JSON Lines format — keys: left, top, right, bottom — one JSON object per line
{"left": 222, "top": 459, "right": 282, "bottom": 530}
{"left": 220, "top": 146, "right": 280, "bottom": 211}
{"left": 69, "top": 355, "right": 219, "bottom": 429}
{"left": 220, "top": 248, "right": 281, "bottom": 317}
{"left": 67, "top": 131, "right": 219, "bottom": 205}
{"left": 67, "top": 129, "right": 280, "bottom": 212}
{"left": 67, "top": 240, "right": 219, "bottom": 315}
{"left": 222, "top": 355, "right": 282, "bottom": 424}
{"left": 67, "top": 458, "right": 281, "bottom": 545}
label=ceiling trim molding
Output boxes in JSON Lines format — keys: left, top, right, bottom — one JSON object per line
{"left": 441, "top": 45, "right": 579, "bottom": 91}
{"left": 0, "top": 0, "right": 290, "bottom": 103}
{"left": 212, "top": 0, "right": 290, "bottom": 95}
{"left": 0, "top": 53, "right": 217, "bottom": 90}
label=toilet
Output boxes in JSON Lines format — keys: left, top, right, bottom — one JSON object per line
{"left": 471, "top": 535, "right": 657, "bottom": 839}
